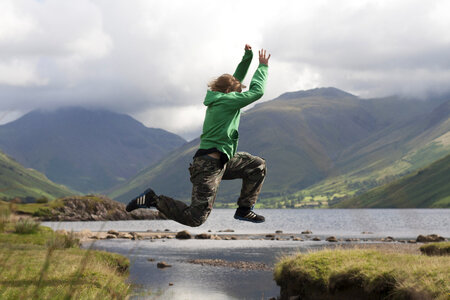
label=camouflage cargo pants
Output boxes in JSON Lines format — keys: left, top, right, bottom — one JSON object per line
{"left": 155, "top": 152, "right": 266, "bottom": 227}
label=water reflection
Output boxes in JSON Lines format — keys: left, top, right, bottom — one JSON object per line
{"left": 89, "top": 239, "right": 305, "bottom": 300}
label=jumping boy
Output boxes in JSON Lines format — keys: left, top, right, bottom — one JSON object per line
{"left": 126, "top": 44, "right": 270, "bottom": 226}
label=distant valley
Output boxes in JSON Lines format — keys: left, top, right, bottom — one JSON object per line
{"left": 1, "top": 88, "right": 448, "bottom": 208}
{"left": 109, "top": 87, "right": 449, "bottom": 208}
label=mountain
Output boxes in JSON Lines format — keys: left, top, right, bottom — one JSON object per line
{"left": 334, "top": 154, "right": 450, "bottom": 208}
{"left": 304, "top": 98, "right": 450, "bottom": 207}
{"left": 0, "top": 150, "right": 74, "bottom": 201}
{"left": 0, "top": 107, "right": 186, "bottom": 193}
{"left": 109, "top": 87, "right": 448, "bottom": 205}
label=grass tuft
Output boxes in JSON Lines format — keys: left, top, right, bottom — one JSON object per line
{"left": 0, "top": 205, "right": 11, "bottom": 233}
{"left": 0, "top": 222, "right": 130, "bottom": 299}
{"left": 274, "top": 248, "right": 450, "bottom": 300}
{"left": 13, "top": 218, "right": 40, "bottom": 234}
{"left": 46, "top": 231, "right": 80, "bottom": 249}
{"left": 420, "top": 242, "right": 450, "bottom": 256}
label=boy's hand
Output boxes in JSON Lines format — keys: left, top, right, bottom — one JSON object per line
{"left": 259, "top": 49, "right": 271, "bottom": 66}
{"left": 245, "top": 44, "right": 252, "bottom": 51}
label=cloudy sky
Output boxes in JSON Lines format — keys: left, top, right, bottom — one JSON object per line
{"left": 1, "top": 0, "right": 450, "bottom": 139}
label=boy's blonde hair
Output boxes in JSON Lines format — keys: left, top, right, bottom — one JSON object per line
{"left": 208, "top": 74, "right": 246, "bottom": 93}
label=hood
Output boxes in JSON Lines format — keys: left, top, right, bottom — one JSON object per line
{"left": 204, "top": 90, "right": 225, "bottom": 106}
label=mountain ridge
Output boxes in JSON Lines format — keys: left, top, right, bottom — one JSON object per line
{"left": 109, "top": 88, "right": 448, "bottom": 206}
{"left": 0, "top": 107, "right": 186, "bottom": 193}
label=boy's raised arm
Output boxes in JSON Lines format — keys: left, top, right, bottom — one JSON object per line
{"left": 233, "top": 44, "right": 253, "bottom": 83}
{"left": 223, "top": 49, "right": 270, "bottom": 109}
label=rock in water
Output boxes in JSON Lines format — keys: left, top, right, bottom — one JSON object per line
{"left": 195, "top": 233, "right": 212, "bottom": 239}
{"left": 107, "top": 229, "right": 119, "bottom": 236}
{"left": 326, "top": 236, "right": 338, "bottom": 242}
{"left": 157, "top": 261, "right": 172, "bottom": 268}
{"left": 416, "top": 234, "right": 445, "bottom": 243}
{"left": 176, "top": 230, "right": 192, "bottom": 239}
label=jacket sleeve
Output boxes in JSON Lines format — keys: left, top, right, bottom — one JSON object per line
{"left": 233, "top": 49, "right": 253, "bottom": 83}
{"left": 222, "top": 63, "right": 268, "bottom": 109}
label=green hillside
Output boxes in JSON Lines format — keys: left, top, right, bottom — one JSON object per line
{"left": 109, "top": 88, "right": 446, "bottom": 206}
{"left": 335, "top": 154, "right": 450, "bottom": 208}
{"left": 0, "top": 107, "right": 186, "bottom": 193}
{"left": 0, "top": 150, "right": 74, "bottom": 201}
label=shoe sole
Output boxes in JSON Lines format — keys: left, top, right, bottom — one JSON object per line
{"left": 233, "top": 215, "right": 265, "bottom": 223}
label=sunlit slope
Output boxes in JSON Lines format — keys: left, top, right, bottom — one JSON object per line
{"left": 0, "top": 151, "right": 74, "bottom": 200}
{"left": 335, "top": 154, "right": 450, "bottom": 208}
{"left": 336, "top": 99, "right": 450, "bottom": 176}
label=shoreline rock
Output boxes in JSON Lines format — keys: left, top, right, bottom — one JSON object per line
{"left": 416, "top": 234, "right": 445, "bottom": 243}
{"left": 36, "top": 195, "right": 163, "bottom": 221}
{"left": 176, "top": 230, "right": 192, "bottom": 239}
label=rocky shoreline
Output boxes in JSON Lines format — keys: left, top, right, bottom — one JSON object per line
{"left": 66, "top": 228, "right": 446, "bottom": 246}
{"left": 35, "top": 195, "right": 163, "bottom": 221}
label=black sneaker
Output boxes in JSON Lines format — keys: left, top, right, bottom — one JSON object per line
{"left": 234, "top": 207, "right": 265, "bottom": 223}
{"left": 125, "top": 188, "right": 158, "bottom": 212}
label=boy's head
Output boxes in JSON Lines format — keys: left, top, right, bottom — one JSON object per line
{"left": 208, "top": 74, "right": 246, "bottom": 93}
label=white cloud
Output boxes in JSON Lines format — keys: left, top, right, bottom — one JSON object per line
{"left": 0, "top": 110, "right": 25, "bottom": 125}
{"left": 134, "top": 104, "right": 207, "bottom": 141}
{"left": 0, "top": 0, "right": 34, "bottom": 41}
{"left": 0, "top": 59, "right": 48, "bottom": 86}
{"left": 0, "top": 0, "right": 449, "bottom": 138}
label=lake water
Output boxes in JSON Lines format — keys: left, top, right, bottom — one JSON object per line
{"left": 42, "top": 209, "right": 449, "bottom": 300}
{"left": 43, "top": 209, "right": 449, "bottom": 238}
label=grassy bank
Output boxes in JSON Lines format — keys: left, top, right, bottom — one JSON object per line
{"left": 274, "top": 248, "right": 449, "bottom": 300}
{"left": 0, "top": 199, "right": 65, "bottom": 217}
{"left": 0, "top": 208, "right": 130, "bottom": 299}
{"left": 420, "top": 242, "right": 450, "bottom": 256}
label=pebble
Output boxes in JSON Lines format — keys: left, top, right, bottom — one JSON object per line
{"left": 176, "top": 230, "right": 192, "bottom": 239}
{"left": 195, "top": 233, "right": 212, "bottom": 239}
{"left": 157, "top": 261, "right": 172, "bottom": 268}
{"left": 117, "top": 233, "right": 133, "bottom": 239}
{"left": 326, "top": 236, "right": 338, "bottom": 242}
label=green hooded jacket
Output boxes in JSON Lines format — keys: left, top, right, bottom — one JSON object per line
{"left": 199, "top": 49, "right": 269, "bottom": 160}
